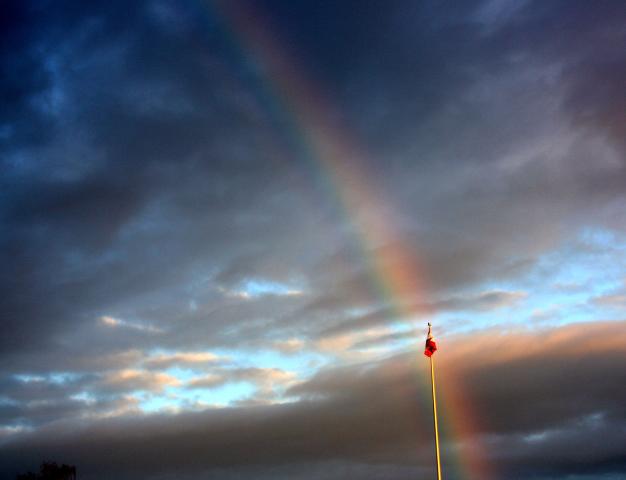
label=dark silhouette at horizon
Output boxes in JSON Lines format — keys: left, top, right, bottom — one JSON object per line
{"left": 16, "top": 462, "right": 76, "bottom": 480}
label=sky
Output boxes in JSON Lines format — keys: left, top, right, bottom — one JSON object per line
{"left": 1, "top": 0, "right": 625, "bottom": 479}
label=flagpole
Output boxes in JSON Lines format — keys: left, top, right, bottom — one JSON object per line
{"left": 429, "top": 324, "right": 442, "bottom": 480}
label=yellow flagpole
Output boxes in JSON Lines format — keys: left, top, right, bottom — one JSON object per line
{"left": 429, "top": 324, "right": 442, "bottom": 480}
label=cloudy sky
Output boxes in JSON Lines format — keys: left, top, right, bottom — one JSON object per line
{"left": 1, "top": 0, "right": 626, "bottom": 479}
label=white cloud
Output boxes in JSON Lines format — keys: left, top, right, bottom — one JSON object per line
{"left": 143, "top": 351, "right": 223, "bottom": 370}
{"left": 99, "top": 315, "right": 163, "bottom": 333}
{"left": 99, "top": 369, "right": 181, "bottom": 393}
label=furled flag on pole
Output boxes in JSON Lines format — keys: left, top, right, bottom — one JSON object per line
{"left": 424, "top": 322, "right": 437, "bottom": 357}
{"left": 425, "top": 322, "right": 442, "bottom": 480}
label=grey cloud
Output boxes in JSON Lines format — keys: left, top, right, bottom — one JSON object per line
{"left": 350, "top": 330, "right": 419, "bottom": 351}
{"left": 314, "top": 289, "right": 527, "bottom": 339}
{"left": 2, "top": 0, "right": 625, "bottom": 372}
{"left": 187, "top": 367, "right": 296, "bottom": 401}
{"left": 591, "top": 281, "right": 626, "bottom": 310}
{"left": 0, "top": 321, "right": 625, "bottom": 479}
{"left": 0, "top": 385, "right": 138, "bottom": 429}
{"left": 1, "top": 1, "right": 625, "bottom": 478}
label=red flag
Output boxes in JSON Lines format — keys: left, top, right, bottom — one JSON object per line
{"left": 424, "top": 324, "right": 437, "bottom": 357}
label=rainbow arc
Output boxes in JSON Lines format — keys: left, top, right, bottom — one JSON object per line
{"left": 203, "top": 2, "right": 492, "bottom": 478}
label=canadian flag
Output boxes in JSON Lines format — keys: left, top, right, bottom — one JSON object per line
{"left": 424, "top": 323, "right": 437, "bottom": 357}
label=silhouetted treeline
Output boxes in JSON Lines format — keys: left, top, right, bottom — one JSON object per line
{"left": 16, "top": 462, "right": 76, "bottom": 480}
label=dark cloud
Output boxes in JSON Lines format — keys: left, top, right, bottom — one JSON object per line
{"left": 0, "top": 321, "right": 625, "bottom": 479}
{"left": 1, "top": 0, "right": 625, "bottom": 478}
{"left": 2, "top": 0, "right": 624, "bottom": 360}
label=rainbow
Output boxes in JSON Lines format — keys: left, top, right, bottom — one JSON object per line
{"left": 201, "top": 1, "right": 491, "bottom": 478}
{"left": 209, "top": 0, "right": 429, "bottom": 321}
